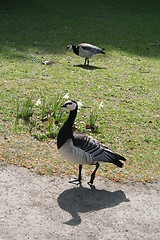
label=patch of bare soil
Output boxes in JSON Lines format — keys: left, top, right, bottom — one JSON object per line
{"left": 0, "top": 164, "right": 160, "bottom": 240}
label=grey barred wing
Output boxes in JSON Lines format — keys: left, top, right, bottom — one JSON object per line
{"left": 73, "top": 133, "right": 113, "bottom": 163}
{"left": 78, "top": 43, "right": 104, "bottom": 54}
{"left": 81, "top": 46, "right": 102, "bottom": 54}
{"left": 73, "top": 133, "right": 126, "bottom": 167}
{"left": 73, "top": 133, "right": 99, "bottom": 152}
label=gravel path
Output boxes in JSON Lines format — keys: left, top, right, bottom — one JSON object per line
{"left": 0, "top": 164, "right": 160, "bottom": 240}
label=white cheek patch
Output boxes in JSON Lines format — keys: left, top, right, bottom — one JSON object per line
{"left": 67, "top": 102, "right": 77, "bottom": 111}
{"left": 67, "top": 45, "right": 72, "bottom": 50}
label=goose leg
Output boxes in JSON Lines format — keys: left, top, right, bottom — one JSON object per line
{"left": 69, "top": 164, "right": 82, "bottom": 185}
{"left": 84, "top": 58, "right": 87, "bottom": 65}
{"left": 88, "top": 162, "right": 99, "bottom": 186}
{"left": 87, "top": 59, "right": 89, "bottom": 65}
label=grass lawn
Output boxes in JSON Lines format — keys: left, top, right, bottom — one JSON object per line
{"left": 0, "top": 0, "right": 160, "bottom": 183}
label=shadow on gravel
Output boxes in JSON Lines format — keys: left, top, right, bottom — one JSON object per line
{"left": 57, "top": 185, "right": 129, "bottom": 226}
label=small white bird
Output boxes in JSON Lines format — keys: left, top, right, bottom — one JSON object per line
{"left": 67, "top": 43, "right": 105, "bottom": 65}
{"left": 57, "top": 100, "right": 126, "bottom": 185}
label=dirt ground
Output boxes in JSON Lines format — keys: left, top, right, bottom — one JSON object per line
{"left": 0, "top": 164, "right": 160, "bottom": 240}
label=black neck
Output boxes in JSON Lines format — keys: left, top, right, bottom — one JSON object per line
{"left": 72, "top": 45, "right": 79, "bottom": 56}
{"left": 65, "top": 107, "right": 77, "bottom": 127}
{"left": 57, "top": 107, "right": 78, "bottom": 149}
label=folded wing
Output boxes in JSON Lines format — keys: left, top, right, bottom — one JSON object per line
{"left": 78, "top": 43, "right": 105, "bottom": 55}
{"left": 73, "top": 133, "right": 126, "bottom": 167}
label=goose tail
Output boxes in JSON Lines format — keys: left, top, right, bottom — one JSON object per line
{"left": 112, "top": 153, "right": 126, "bottom": 168}
{"left": 101, "top": 50, "right": 105, "bottom": 54}
{"left": 111, "top": 157, "right": 125, "bottom": 168}
{"left": 103, "top": 150, "right": 126, "bottom": 168}
{"left": 100, "top": 47, "right": 105, "bottom": 54}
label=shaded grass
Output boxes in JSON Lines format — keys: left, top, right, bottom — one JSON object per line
{"left": 0, "top": 0, "right": 160, "bottom": 183}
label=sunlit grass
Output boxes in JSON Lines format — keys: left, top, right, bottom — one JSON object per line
{"left": 0, "top": 0, "right": 160, "bottom": 183}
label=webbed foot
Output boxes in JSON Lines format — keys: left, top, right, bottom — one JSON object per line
{"left": 69, "top": 178, "right": 81, "bottom": 185}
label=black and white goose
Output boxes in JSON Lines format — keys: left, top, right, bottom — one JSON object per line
{"left": 57, "top": 100, "right": 126, "bottom": 185}
{"left": 66, "top": 43, "right": 105, "bottom": 65}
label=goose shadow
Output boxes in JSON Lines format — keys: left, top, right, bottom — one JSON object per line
{"left": 73, "top": 64, "right": 106, "bottom": 70}
{"left": 57, "top": 185, "right": 129, "bottom": 226}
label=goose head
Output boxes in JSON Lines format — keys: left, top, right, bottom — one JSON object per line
{"left": 62, "top": 100, "right": 78, "bottom": 111}
{"left": 66, "top": 44, "right": 73, "bottom": 50}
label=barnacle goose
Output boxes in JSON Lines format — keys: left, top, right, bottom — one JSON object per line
{"left": 66, "top": 43, "right": 105, "bottom": 65}
{"left": 57, "top": 100, "right": 126, "bottom": 185}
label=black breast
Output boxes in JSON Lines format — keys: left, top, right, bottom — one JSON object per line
{"left": 72, "top": 46, "right": 79, "bottom": 56}
{"left": 57, "top": 125, "right": 73, "bottom": 149}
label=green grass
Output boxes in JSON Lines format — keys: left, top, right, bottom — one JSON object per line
{"left": 0, "top": 0, "right": 160, "bottom": 183}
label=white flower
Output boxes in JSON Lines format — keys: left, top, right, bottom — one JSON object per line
{"left": 99, "top": 101, "right": 104, "bottom": 109}
{"left": 77, "top": 100, "right": 83, "bottom": 110}
{"left": 63, "top": 93, "right": 69, "bottom": 100}
{"left": 35, "top": 99, "right": 41, "bottom": 106}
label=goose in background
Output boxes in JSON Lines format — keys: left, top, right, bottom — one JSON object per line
{"left": 57, "top": 100, "right": 126, "bottom": 185}
{"left": 66, "top": 43, "right": 105, "bottom": 65}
